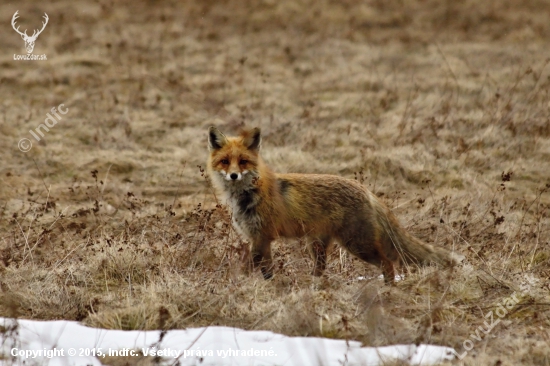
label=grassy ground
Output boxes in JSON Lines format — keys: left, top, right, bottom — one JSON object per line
{"left": 1, "top": 0, "right": 550, "bottom": 365}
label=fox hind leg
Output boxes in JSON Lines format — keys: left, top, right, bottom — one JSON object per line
{"left": 309, "top": 236, "right": 331, "bottom": 276}
{"left": 343, "top": 238, "right": 396, "bottom": 284}
{"left": 380, "top": 258, "right": 395, "bottom": 284}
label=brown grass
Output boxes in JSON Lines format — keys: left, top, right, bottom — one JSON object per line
{"left": 1, "top": 0, "right": 550, "bottom": 365}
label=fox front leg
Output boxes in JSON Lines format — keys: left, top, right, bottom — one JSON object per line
{"left": 250, "top": 237, "right": 274, "bottom": 279}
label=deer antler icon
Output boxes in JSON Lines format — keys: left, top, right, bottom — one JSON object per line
{"left": 12, "top": 11, "right": 49, "bottom": 54}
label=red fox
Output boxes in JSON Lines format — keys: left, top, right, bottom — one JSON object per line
{"left": 207, "top": 126, "right": 462, "bottom": 283}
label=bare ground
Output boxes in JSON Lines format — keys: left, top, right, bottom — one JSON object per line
{"left": 1, "top": 1, "right": 550, "bottom": 365}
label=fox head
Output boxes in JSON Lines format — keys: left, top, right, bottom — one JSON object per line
{"left": 208, "top": 126, "right": 261, "bottom": 186}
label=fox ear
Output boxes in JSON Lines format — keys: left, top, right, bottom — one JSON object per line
{"left": 243, "top": 127, "right": 261, "bottom": 151}
{"left": 208, "top": 126, "right": 227, "bottom": 150}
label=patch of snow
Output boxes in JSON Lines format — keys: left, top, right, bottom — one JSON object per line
{"left": 0, "top": 317, "right": 455, "bottom": 365}
{"left": 357, "top": 274, "right": 405, "bottom": 282}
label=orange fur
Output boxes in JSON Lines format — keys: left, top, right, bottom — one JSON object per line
{"left": 207, "top": 127, "right": 463, "bottom": 282}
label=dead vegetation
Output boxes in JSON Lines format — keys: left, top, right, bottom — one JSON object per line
{"left": 1, "top": 0, "right": 550, "bottom": 365}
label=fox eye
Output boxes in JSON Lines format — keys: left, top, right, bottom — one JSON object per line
{"left": 221, "top": 159, "right": 229, "bottom": 165}
{"left": 239, "top": 159, "right": 248, "bottom": 165}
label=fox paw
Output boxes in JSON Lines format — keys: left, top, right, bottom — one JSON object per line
{"left": 261, "top": 268, "right": 273, "bottom": 280}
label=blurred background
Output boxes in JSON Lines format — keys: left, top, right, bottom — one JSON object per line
{"left": 2, "top": 0, "right": 550, "bottom": 199}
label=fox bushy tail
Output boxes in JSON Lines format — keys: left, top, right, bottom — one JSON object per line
{"left": 375, "top": 203, "right": 463, "bottom": 267}
{"left": 395, "top": 228, "right": 460, "bottom": 266}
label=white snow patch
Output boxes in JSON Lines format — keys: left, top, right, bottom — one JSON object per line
{"left": 357, "top": 274, "right": 405, "bottom": 282}
{"left": 1, "top": 317, "right": 455, "bottom": 365}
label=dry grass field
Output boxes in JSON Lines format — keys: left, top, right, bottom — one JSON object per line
{"left": 1, "top": 0, "right": 550, "bottom": 364}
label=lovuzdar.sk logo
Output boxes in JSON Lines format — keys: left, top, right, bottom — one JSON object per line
{"left": 11, "top": 10, "right": 48, "bottom": 61}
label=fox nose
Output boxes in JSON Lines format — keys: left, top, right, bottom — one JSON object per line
{"left": 230, "top": 173, "right": 238, "bottom": 180}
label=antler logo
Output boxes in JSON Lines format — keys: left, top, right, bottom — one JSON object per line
{"left": 11, "top": 11, "right": 49, "bottom": 54}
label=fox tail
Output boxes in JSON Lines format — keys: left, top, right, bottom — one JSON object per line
{"left": 376, "top": 206, "right": 464, "bottom": 267}
{"left": 396, "top": 228, "right": 463, "bottom": 267}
